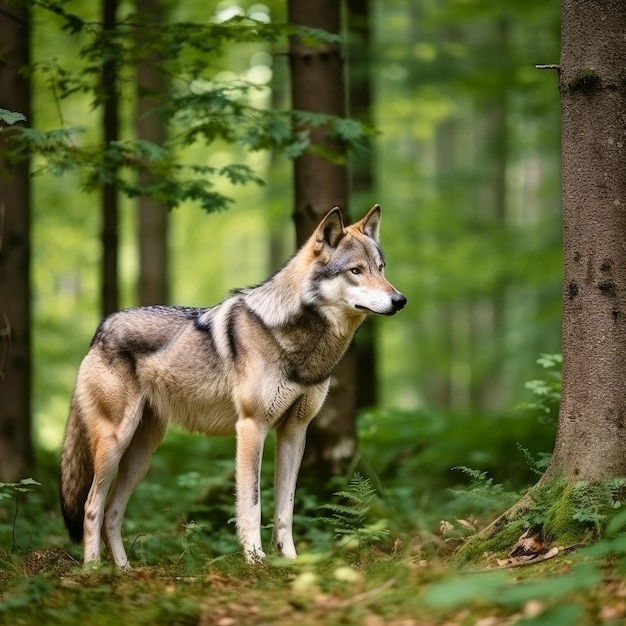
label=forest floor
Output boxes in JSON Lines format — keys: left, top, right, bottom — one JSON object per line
{"left": 1, "top": 540, "right": 625, "bottom": 626}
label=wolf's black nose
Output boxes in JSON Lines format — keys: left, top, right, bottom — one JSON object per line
{"left": 392, "top": 293, "right": 407, "bottom": 311}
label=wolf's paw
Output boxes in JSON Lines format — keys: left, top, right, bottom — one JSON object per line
{"left": 274, "top": 538, "right": 297, "bottom": 559}
{"left": 277, "top": 548, "right": 297, "bottom": 560}
{"left": 244, "top": 547, "right": 266, "bottom": 565}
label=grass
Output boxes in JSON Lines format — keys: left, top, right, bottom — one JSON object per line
{"left": 3, "top": 364, "right": 625, "bottom": 625}
{"left": 1, "top": 540, "right": 626, "bottom": 625}
{"left": 2, "top": 468, "right": 626, "bottom": 626}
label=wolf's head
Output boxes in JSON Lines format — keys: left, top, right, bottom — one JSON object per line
{"left": 304, "top": 205, "right": 407, "bottom": 318}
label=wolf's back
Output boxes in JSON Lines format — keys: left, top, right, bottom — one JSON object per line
{"left": 60, "top": 396, "right": 93, "bottom": 543}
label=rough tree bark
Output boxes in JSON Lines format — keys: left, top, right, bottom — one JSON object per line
{"left": 101, "top": 0, "right": 120, "bottom": 316}
{"left": 287, "top": 0, "right": 356, "bottom": 480}
{"left": 347, "top": 0, "right": 378, "bottom": 410}
{"left": 0, "top": 4, "right": 34, "bottom": 481}
{"left": 136, "top": 0, "right": 169, "bottom": 306}
{"left": 473, "top": 0, "right": 626, "bottom": 553}
{"left": 545, "top": 0, "right": 626, "bottom": 482}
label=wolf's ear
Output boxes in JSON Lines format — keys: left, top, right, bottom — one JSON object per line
{"left": 354, "top": 204, "right": 381, "bottom": 242}
{"left": 313, "top": 206, "right": 345, "bottom": 254}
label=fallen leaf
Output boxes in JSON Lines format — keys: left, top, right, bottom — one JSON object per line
{"left": 600, "top": 601, "right": 626, "bottom": 622}
{"left": 509, "top": 528, "right": 545, "bottom": 558}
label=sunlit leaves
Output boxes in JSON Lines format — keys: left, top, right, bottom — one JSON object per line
{"left": 9, "top": 1, "right": 366, "bottom": 214}
{"left": 0, "top": 478, "right": 41, "bottom": 501}
{"left": 0, "top": 108, "right": 27, "bottom": 125}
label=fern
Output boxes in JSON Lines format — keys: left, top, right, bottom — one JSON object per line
{"left": 516, "top": 444, "right": 551, "bottom": 477}
{"left": 449, "top": 466, "right": 519, "bottom": 512}
{"left": 517, "top": 353, "right": 562, "bottom": 425}
{"left": 570, "top": 478, "right": 626, "bottom": 534}
{"left": 318, "top": 474, "right": 389, "bottom": 550}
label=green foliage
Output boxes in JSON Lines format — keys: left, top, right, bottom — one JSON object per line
{"left": 515, "top": 476, "right": 626, "bottom": 544}
{"left": 566, "top": 478, "right": 626, "bottom": 535}
{"left": 578, "top": 508, "right": 626, "bottom": 565}
{"left": 0, "top": 478, "right": 42, "bottom": 555}
{"left": 5, "top": 1, "right": 371, "bottom": 214}
{"left": 449, "top": 466, "right": 520, "bottom": 513}
{"left": 0, "top": 576, "right": 54, "bottom": 615}
{"left": 0, "top": 108, "right": 27, "bottom": 125}
{"left": 423, "top": 562, "right": 597, "bottom": 621}
{"left": 516, "top": 443, "right": 551, "bottom": 477}
{"left": 458, "top": 475, "right": 626, "bottom": 566}
{"left": 517, "top": 354, "right": 562, "bottom": 425}
{"left": 0, "top": 478, "right": 41, "bottom": 502}
{"left": 318, "top": 474, "right": 389, "bottom": 552}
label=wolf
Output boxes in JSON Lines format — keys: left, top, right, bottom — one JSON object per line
{"left": 60, "top": 204, "right": 406, "bottom": 567}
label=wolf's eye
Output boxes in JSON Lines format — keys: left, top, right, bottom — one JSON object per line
{"left": 378, "top": 264, "right": 384, "bottom": 272}
{"left": 350, "top": 268, "right": 362, "bottom": 275}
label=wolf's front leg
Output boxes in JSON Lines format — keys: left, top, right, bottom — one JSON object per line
{"left": 235, "top": 417, "right": 268, "bottom": 562}
{"left": 273, "top": 418, "right": 309, "bottom": 559}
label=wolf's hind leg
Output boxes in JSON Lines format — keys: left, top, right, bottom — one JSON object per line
{"left": 103, "top": 407, "right": 167, "bottom": 568}
{"left": 83, "top": 395, "right": 144, "bottom": 565}
{"left": 83, "top": 434, "right": 125, "bottom": 564}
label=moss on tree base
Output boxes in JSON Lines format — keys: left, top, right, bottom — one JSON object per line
{"left": 455, "top": 475, "right": 626, "bottom": 566}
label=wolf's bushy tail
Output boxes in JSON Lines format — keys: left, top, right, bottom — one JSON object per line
{"left": 60, "top": 399, "right": 93, "bottom": 543}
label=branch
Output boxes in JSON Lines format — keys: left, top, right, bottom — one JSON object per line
{"left": 0, "top": 7, "right": 27, "bottom": 26}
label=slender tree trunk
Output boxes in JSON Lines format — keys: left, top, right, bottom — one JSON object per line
{"left": 545, "top": 0, "right": 626, "bottom": 481}
{"left": 101, "top": 0, "right": 120, "bottom": 316}
{"left": 0, "top": 4, "right": 34, "bottom": 481}
{"left": 347, "top": 0, "right": 378, "bottom": 410}
{"left": 434, "top": 118, "right": 457, "bottom": 407}
{"left": 469, "top": 18, "right": 509, "bottom": 410}
{"left": 136, "top": 0, "right": 168, "bottom": 305}
{"left": 287, "top": 0, "right": 355, "bottom": 479}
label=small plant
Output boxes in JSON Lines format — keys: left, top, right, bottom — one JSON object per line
{"left": 449, "top": 466, "right": 519, "bottom": 513}
{"left": 570, "top": 478, "right": 626, "bottom": 535}
{"left": 0, "top": 478, "right": 41, "bottom": 552}
{"left": 318, "top": 473, "right": 389, "bottom": 552}
{"left": 517, "top": 353, "right": 562, "bottom": 425}
{"left": 516, "top": 444, "right": 551, "bottom": 477}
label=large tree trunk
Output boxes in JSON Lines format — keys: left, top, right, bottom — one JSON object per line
{"left": 136, "top": 0, "right": 168, "bottom": 306}
{"left": 546, "top": 0, "right": 626, "bottom": 481}
{"left": 287, "top": 0, "right": 355, "bottom": 480}
{"left": 0, "top": 4, "right": 34, "bottom": 481}
{"left": 470, "top": 0, "right": 626, "bottom": 556}
{"left": 101, "top": 0, "right": 120, "bottom": 316}
{"left": 347, "top": 0, "right": 378, "bottom": 410}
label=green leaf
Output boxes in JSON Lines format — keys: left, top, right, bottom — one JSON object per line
{"left": 19, "top": 478, "right": 41, "bottom": 487}
{"left": 219, "top": 164, "right": 265, "bottom": 186}
{"left": 0, "top": 109, "right": 27, "bottom": 125}
{"left": 500, "top": 563, "right": 601, "bottom": 605}
{"left": 517, "top": 604, "right": 583, "bottom": 626}
{"left": 423, "top": 572, "right": 509, "bottom": 609}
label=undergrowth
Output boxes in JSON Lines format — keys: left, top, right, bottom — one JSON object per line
{"left": 318, "top": 473, "right": 389, "bottom": 553}
{"left": 4, "top": 354, "right": 626, "bottom": 623}
{"left": 448, "top": 354, "right": 626, "bottom": 569}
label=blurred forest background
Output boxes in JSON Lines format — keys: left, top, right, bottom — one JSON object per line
{"left": 27, "top": 0, "right": 560, "bottom": 443}
{"left": 1, "top": 0, "right": 564, "bottom": 559}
